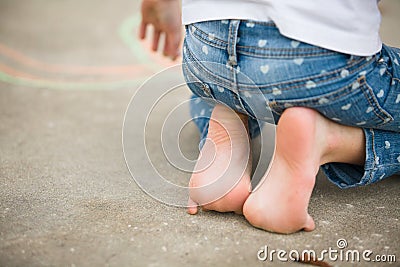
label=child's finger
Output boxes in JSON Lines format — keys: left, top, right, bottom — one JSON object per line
{"left": 152, "top": 29, "right": 161, "bottom": 51}
{"left": 162, "top": 34, "right": 170, "bottom": 57}
{"left": 187, "top": 197, "right": 199, "bottom": 215}
{"left": 164, "top": 32, "right": 182, "bottom": 60}
{"left": 163, "top": 35, "right": 178, "bottom": 60}
{"left": 139, "top": 21, "right": 147, "bottom": 40}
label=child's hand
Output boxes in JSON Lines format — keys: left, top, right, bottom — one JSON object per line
{"left": 139, "top": 0, "right": 182, "bottom": 60}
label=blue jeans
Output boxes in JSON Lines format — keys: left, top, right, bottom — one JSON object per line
{"left": 182, "top": 20, "right": 400, "bottom": 188}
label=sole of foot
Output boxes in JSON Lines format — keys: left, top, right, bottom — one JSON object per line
{"left": 243, "top": 107, "right": 329, "bottom": 233}
{"left": 187, "top": 104, "right": 252, "bottom": 215}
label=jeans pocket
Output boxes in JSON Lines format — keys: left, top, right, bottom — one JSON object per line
{"left": 272, "top": 77, "right": 394, "bottom": 128}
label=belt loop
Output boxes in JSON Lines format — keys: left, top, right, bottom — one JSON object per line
{"left": 227, "top": 20, "right": 240, "bottom": 66}
{"left": 227, "top": 20, "right": 248, "bottom": 113}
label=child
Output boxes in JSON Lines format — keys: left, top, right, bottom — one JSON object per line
{"left": 140, "top": 0, "right": 400, "bottom": 233}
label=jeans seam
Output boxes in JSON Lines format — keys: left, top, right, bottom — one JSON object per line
{"left": 367, "top": 129, "right": 377, "bottom": 184}
{"left": 274, "top": 82, "right": 355, "bottom": 104}
{"left": 228, "top": 20, "right": 248, "bottom": 112}
{"left": 189, "top": 23, "right": 338, "bottom": 57}
{"left": 227, "top": 20, "right": 240, "bottom": 66}
{"left": 236, "top": 47, "right": 336, "bottom": 58}
{"left": 238, "top": 57, "right": 373, "bottom": 92}
{"left": 184, "top": 45, "right": 236, "bottom": 89}
{"left": 183, "top": 55, "right": 217, "bottom": 100}
{"left": 189, "top": 24, "right": 228, "bottom": 49}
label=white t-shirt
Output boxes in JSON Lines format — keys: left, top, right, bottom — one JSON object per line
{"left": 182, "top": 0, "right": 382, "bottom": 56}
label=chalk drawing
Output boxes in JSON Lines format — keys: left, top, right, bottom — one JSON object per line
{"left": 0, "top": 13, "right": 179, "bottom": 90}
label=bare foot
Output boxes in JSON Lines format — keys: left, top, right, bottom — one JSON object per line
{"left": 187, "top": 104, "right": 252, "bottom": 215}
{"left": 243, "top": 107, "right": 365, "bottom": 233}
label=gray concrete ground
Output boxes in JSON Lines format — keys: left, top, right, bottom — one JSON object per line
{"left": 0, "top": 1, "right": 399, "bottom": 266}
